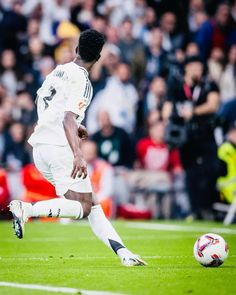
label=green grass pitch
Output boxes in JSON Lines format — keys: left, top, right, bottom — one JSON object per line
{"left": 0, "top": 220, "right": 236, "bottom": 295}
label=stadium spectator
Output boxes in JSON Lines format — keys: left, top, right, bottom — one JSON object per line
{"left": 2, "top": 122, "right": 30, "bottom": 171}
{"left": 219, "top": 45, "right": 236, "bottom": 103}
{"left": 118, "top": 17, "right": 145, "bottom": 84}
{"left": 129, "top": 118, "right": 182, "bottom": 218}
{"left": 26, "top": 36, "right": 45, "bottom": 72}
{"left": 55, "top": 44, "right": 75, "bottom": 65}
{"left": 143, "top": 76, "right": 167, "bottom": 116}
{"left": 0, "top": 49, "right": 23, "bottom": 95}
{"left": 160, "top": 12, "right": 184, "bottom": 53}
{"left": 166, "top": 49, "right": 185, "bottom": 88}
{"left": 105, "top": 25, "right": 119, "bottom": 45}
{"left": 188, "top": 0, "right": 205, "bottom": 34}
{"left": 91, "top": 14, "right": 107, "bottom": 34}
{"left": 137, "top": 6, "right": 158, "bottom": 45}
{"left": 185, "top": 42, "right": 200, "bottom": 57}
{"left": 195, "top": 2, "right": 236, "bottom": 61}
{"left": 27, "top": 17, "right": 40, "bottom": 38}
{"left": 38, "top": 56, "right": 55, "bottom": 83}
{"left": 232, "top": 0, "right": 236, "bottom": 22}
{"left": 70, "top": 0, "right": 95, "bottom": 30}
{"left": 0, "top": 116, "right": 6, "bottom": 164}
{"left": 15, "top": 91, "right": 37, "bottom": 126}
{"left": 2, "top": 122, "right": 30, "bottom": 200}
{"left": 91, "top": 110, "right": 134, "bottom": 168}
{"left": 163, "top": 55, "right": 220, "bottom": 219}
{"left": 1, "top": 95, "right": 15, "bottom": 124}
{"left": 144, "top": 27, "right": 168, "bottom": 81}
{"left": 0, "top": 0, "right": 27, "bottom": 51}
{"left": 136, "top": 119, "right": 182, "bottom": 174}
{"left": 90, "top": 43, "right": 121, "bottom": 94}
{"left": 207, "top": 47, "right": 225, "bottom": 84}
{"left": 218, "top": 99, "right": 236, "bottom": 129}
{"left": 98, "top": 0, "right": 137, "bottom": 27}
{"left": 25, "top": 55, "right": 55, "bottom": 96}
{"left": 22, "top": 0, "right": 70, "bottom": 46}
{"left": 118, "top": 18, "right": 144, "bottom": 64}
{"left": 87, "top": 63, "right": 139, "bottom": 134}
{"left": 217, "top": 121, "right": 236, "bottom": 204}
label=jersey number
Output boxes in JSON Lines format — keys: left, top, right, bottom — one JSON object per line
{"left": 43, "top": 86, "right": 56, "bottom": 109}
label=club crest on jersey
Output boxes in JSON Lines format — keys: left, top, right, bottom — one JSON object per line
{"left": 78, "top": 100, "right": 86, "bottom": 110}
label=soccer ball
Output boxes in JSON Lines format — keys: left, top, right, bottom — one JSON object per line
{"left": 193, "top": 233, "right": 229, "bottom": 267}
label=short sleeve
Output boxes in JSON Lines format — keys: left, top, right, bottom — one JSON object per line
{"left": 207, "top": 81, "right": 219, "bottom": 93}
{"left": 64, "top": 71, "right": 92, "bottom": 117}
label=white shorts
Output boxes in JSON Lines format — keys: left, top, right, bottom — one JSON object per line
{"left": 33, "top": 144, "right": 92, "bottom": 196}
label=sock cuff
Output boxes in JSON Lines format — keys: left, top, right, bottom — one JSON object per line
{"left": 91, "top": 204, "right": 103, "bottom": 211}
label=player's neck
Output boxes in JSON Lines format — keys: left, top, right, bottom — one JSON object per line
{"left": 73, "top": 57, "right": 93, "bottom": 73}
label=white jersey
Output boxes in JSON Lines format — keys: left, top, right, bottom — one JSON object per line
{"left": 28, "top": 62, "right": 93, "bottom": 147}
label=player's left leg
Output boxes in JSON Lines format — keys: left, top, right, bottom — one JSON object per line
{"left": 87, "top": 193, "right": 147, "bottom": 266}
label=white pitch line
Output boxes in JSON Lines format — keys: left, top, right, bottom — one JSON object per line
{"left": 127, "top": 222, "right": 236, "bottom": 234}
{"left": 0, "top": 282, "right": 125, "bottom": 295}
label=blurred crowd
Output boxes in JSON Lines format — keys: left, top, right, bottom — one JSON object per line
{"left": 0, "top": 0, "right": 236, "bottom": 220}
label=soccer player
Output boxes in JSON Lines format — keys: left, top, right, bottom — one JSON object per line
{"left": 9, "top": 29, "right": 146, "bottom": 267}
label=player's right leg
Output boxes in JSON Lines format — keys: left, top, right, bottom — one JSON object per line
{"left": 87, "top": 193, "right": 146, "bottom": 266}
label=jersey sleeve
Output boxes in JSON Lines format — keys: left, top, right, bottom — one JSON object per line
{"left": 64, "top": 71, "right": 92, "bottom": 118}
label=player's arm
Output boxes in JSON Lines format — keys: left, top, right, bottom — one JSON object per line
{"left": 78, "top": 124, "right": 88, "bottom": 139}
{"left": 63, "top": 111, "right": 87, "bottom": 179}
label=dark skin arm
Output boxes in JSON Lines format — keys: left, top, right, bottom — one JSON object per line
{"left": 78, "top": 124, "right": 88, "bottom": 139}
{"left": 63, "top": 111, "right": 87, "bottom": 179}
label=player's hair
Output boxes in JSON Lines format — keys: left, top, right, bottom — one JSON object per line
{"left": 76, "top": 29, "right": 105, "bottom": 62}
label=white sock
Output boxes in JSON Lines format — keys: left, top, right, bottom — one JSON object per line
{"left": 29, "top": 199, "right": 83, "bottom": 219}
{"left": 88, "top": 204, "right": 126, "bottom": 255}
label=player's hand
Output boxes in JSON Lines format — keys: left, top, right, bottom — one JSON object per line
{"left": 71, "top": 155, "right": 87, "bottom": 179}
{"left": 78, "top": 125, "right": 88, "bottom": 139}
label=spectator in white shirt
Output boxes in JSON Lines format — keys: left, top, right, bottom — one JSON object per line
{"left": 87, "top": 63, "right": 139, "bottom": 134}
{"left": 219, "top": 45, "right": 236, "bottom": 103}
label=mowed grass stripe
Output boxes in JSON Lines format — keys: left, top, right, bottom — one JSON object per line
{"left": 127, "top": 222, "right": 236, "bottom": 234}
